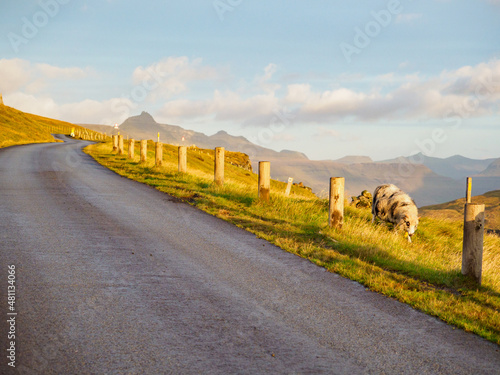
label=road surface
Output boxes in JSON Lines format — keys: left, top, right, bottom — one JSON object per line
{"left": 0, "top": 136, "right": 499, "bottom": 374}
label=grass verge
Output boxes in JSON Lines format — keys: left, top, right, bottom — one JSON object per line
{"left": 85, "top": 140, "right": 500, "bottom": 346}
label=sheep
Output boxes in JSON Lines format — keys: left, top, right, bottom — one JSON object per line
{"left": 372, "top": 184, "right": 419, "bottom": 242}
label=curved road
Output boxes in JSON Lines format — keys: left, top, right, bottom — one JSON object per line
{"left": 0, "top": 136, "right": 499, "bottom": 374}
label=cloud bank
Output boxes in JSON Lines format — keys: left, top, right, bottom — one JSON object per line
{"left": 1, "top": 57, "right": 499, "bottom": 128}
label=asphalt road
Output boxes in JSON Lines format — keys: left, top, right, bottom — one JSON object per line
{"left": 0, "top": 136, "right": 499, "bottom": 374}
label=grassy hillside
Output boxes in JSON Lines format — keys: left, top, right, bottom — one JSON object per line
{"left": 86, "top": 140, "right": 500, "bottom": 346}
{"left": 0, "top": 104, "right": 71, "bottom": 148}
{"left": 421, "top": 190, "right": 500, "bottom": 234}
{"left": 0, "top": 104, "right": 109, "bottom": 148}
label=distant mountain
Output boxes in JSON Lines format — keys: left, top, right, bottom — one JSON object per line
{"left": 84, "top": 111, "right": 307, "bottom": 168}
{"left": 334, "top": 155, "right": 373, "bottom": 164}
{"left": 380, "top": 153, "right": 496, "bottom": 180}
{"left": 476, "top": 158, "right": 500, "bottom": 177}
{"left": 83, "top": 112, "right": 499, "bottom": 206}
{"left": 266, "top": 158, "right": 464, "bottom": 206}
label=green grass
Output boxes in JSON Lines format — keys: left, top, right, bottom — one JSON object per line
{"left": 85, "top": 140, "right": 500, "bottom": 346}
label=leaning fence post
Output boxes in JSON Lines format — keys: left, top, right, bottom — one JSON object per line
{"left": 155, "top": 142, "right": 163, "bottom": 167}
{"left": 128, "top": 139, "right": 135, "bottom": 159}
{"left": 140, "top": 140, "right": 147, "bottom": 163}
{"left": 258, "top": 161, "right": 271, "bottom": 202}
{"left": 462, "top": 203, "right": 485, "bottom": 285}
{"left": 178, "top": 146, "right": 187, "bottom": 173}
{"left": 285, "top": 177, "right": 293, "bottom": 196}
{"left": 214, "top": 147, "right": 224, "bottom": 186}
{"left": 329, "top": 177, "right": 344, "bottom": 229}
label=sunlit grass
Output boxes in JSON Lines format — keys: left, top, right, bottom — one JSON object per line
{"left": 85, "top": 140, "right": 500, "bottom": 345}
{"left": 0, "top": 104, "right": 101, "bottom": 148}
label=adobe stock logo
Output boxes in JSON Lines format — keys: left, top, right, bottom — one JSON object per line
{"left": 339, "top": 0, "right": 406, "bottom": 63}
{"left": 213, "top": 0, "right": 243, "bottom": 22}
{"left": 7, "top": 0, "right": 71, "bottom": 53}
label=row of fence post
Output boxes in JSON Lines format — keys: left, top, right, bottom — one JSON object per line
{"left": 72, "top": 128, "right": 106, "bottom": 141}
{"left": 109, "top": 137, "right": 485, "bottom": 286}
{"left": 111, "top": 135, "right": 342, "bottom": 227}
{"left": 43, "top": 122, "right": 106, "bottom": 140}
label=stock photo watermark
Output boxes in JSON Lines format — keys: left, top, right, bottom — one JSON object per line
{"left": 247, "top": 106, "right": 295, "bottom": 147}
{"left": 213, "top": 0, "right": 243, "bottom": 22}
{"left": 111, "top": 66, "right": 167, "bottom": 121}
{"left": 7, "top": 0, "right": 71, "bottom": 53}
{"left": 339, "top": 0, "right": 407, "bottom": 63}
{"left": 6, "top": 265, "right": 17, "bottom": 368}
{"left": 387, "top": 72, "right": 499, "bottom": 179}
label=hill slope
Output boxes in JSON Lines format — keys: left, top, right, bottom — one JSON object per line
{"left": 0, "top": 104, "right": 109, "bottom": 149}
{"left": 420, "top": 190, "right": 500, "bottom": 233}
{"left": 0, "top": 104, "right": 72, "bottom": 148}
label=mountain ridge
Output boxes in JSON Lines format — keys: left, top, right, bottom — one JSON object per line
{"left": 82, "top": 112, "right": 500, "bottom": 206}
{"left": 380, "top": 152, "right": 497, "bottom": 180}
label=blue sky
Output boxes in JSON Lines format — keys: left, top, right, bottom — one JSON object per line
{"left": 1, "top": 0, "right": 499, "bottom": 161}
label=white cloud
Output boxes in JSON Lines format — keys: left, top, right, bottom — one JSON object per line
{"left": 155, "top": 59, "right": 500, "bottom": 128}
{"left": 158, "top": 89, "right": 279, "bottom": 124}
{"left": 0, "top": 58, "right": 89, "bottom": 95}
{"left": 35, "top": 63, "right": 87, "bottom": 80}
{"left": 0, "top": 59, "right": 33, "bottom": 93}
{"left": 3, "top": 56, "right": 499, "bottom": 131}
{"left": 284, "top": 59, "right": 500, "bottom": 123}
{"left": 254, "top": 63, "right": 281, "bottom": 94}
{"left": 5, "top": 92, "right": 58, "bottom": 117}
{"left": 314, "top": 127, "right": 340, "bottom": 138}
{"left": 131, "top": 57, "right": 219, "bottom": 100}
{"left": 5, "top": 92, "right": 130, "bottom": 125}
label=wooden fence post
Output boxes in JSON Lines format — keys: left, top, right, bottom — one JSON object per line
{"left": 128, "top": 139, "right": 135, "bottom": 159}
{"left": 214, "top": 147, "right": 224, "bottom": 186}
{"left": 155, "top": 142, "right": 163, "bottom": 167}
{"left": 258, "top": 161, "right": 271, "bottom": 202}
{"left": 118, "top": 135, "right": 124, "bottom": 155}
{"left": 140, "top": 140, "right": 147, "bottom": 163}
{"left": 462, "top": 203, "right": 485, "bottom": 285}
{"left": 285, "top": 177, "right": 293, "bottom": 196}
{"left": 112, "top": 135, "right": 118, "bottom": 152}
{"left": 466, "top": 177, "right": 472, "bottom": 204}
{"left": 178, "top": 146, "right": 187, "bottom": 173}
{"left": 329, "top": 177, "right": 344, "bottom": 229}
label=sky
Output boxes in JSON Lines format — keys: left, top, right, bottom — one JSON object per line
{"left": 1, "top": 0, "right": 499, "bottom": 161}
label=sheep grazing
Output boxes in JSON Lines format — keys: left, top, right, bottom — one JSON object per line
{"left": 372, "top": 184, "right": 419, "bottom": 242}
